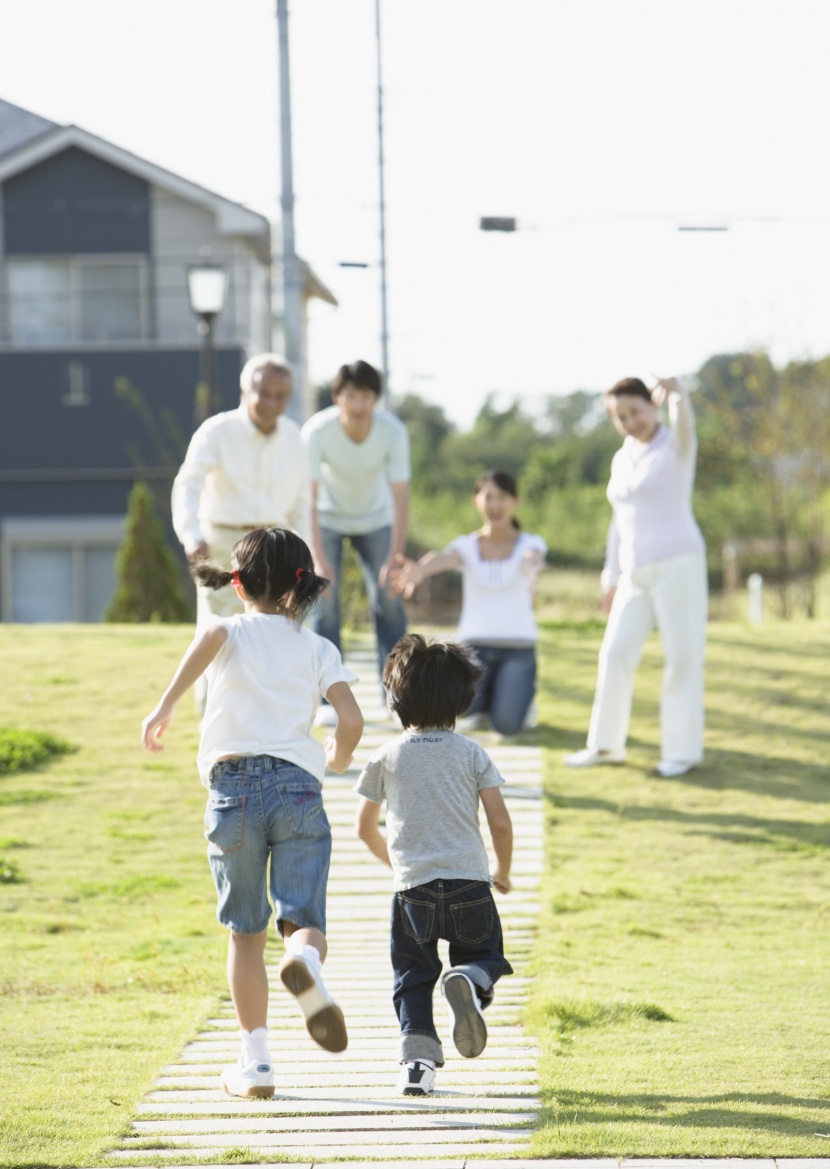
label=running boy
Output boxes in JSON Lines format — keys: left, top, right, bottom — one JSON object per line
{"left": 354, "top": 634, "right": 513, "bottom": 1095}
{"left": 141, "top": 528, "right": 363, "bottom": 1099}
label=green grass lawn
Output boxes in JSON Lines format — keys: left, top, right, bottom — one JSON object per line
{"left": 0, "top": 625, "right": 219, "bottom": 1169}
{"left": 0, "top": 619, "right": 828, "bottom": 1165}
{"left": 531, "top": 618, "right": 830, "bottom": 1157}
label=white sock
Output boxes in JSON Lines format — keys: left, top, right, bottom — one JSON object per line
{"left": 285, "top": 939, "right": 323, "bottom": 971}
{"left": 241, "top": 1027, "right": 271, "bottom": 1065}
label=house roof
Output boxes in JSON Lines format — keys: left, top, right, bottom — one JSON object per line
{"left": 0, "top": 98, "right": 57, "bottom": 159}
{"left": 0, "top": 98, "right": 270, "bottom": 243}
{"left": 0, "top": 98, "right": 337, "bottom": 303}
{"left": 300, "top": 259, "right": 338, "bottom": 307}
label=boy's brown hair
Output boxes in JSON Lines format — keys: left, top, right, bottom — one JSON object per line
{"left": 382, "top": 634, "right": 483, "bottom": 730}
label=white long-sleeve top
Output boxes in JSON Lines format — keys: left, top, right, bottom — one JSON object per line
{"left": 171, "top": 403, "right": 310, "bottom": 554}
{"left": 602, "top": 414, "right": 704, "bottom": 590}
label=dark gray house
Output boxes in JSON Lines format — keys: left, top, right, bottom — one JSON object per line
{"left": 0, "top": 98, "right": 278, "bottom": 622}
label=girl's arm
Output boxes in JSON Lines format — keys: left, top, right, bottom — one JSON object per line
{"left": 323, "top": 680, "right": 364, "bottom": 772}
{"left": 390, "top": 547, "right": 463, "bottom": 599}
{"left": 355, "top": 797, "right": 392, "bottom": 867}
{"left": 141, "top": 624, "right": 228, "bottom": 751}
{"left": 479, "top": 786, "right": 513, "bottom": 894}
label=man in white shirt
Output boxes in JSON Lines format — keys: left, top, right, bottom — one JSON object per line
{"left": 301, "top": 360, "right": 410, "bottom": 713}
{"left": 172, "top": 353, "right": 310, "bottom": 709}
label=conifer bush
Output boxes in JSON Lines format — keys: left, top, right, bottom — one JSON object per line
{"left": 105, "top": 481, "right": 192, "bottom": 623}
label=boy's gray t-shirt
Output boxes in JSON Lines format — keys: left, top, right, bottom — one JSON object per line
{"left": 354, "top": 729, "right": 504, "bottom": 892}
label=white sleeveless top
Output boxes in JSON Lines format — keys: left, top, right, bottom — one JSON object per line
{"left": 449, "top": 531, "right": 547, "bottom": 645}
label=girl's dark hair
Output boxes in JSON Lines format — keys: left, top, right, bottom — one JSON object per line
{"left": 382, "top": 634, "right": 483, "bottom": 730}
{"left": 192, "top": 528, "right": 328, "bottom": 622}
{"left": 474, "top": 468, "right": 521, "bottom": 530}
{"left": 605, "top": 376, "right": 652, "bottom": 404}
{"left": 331, "top": 360, "right": 382, "bottom": 398}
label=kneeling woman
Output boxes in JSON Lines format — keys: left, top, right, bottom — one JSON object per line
{"left": 392, "top": 470, "right": 546, "bottom": 735}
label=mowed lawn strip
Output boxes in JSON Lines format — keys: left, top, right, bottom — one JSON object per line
{"left": 0, "top": 625, "right": 224, "bottom": 1169}
{"left": 531, "top": 619, "right": 830, "bottom": 1157}
{"left": 1, "top": 621, "right": 828, "bottom": 1165}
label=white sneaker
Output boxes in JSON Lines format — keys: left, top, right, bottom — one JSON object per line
{"left": 441, "top": 970, "right": 487, "bottom": 1058}
{"left": 523, "top": 700, "right": 538, "bottom": 729}
{"left": 564, "top": 747, "right": 626, "bottom": 767}
{"left": 278, "top": 950, "right": 348, "bottom": 1053}
{"left": 655, "top": 759, "right": 697, "bottom": 778}
{"left": 220, "top": 1057, "right": 275, "bottom": 1099}
{"left": 397, "top": 1059, "right": 435, "bottom": 1095}
{"left": 314, "top": 704, "right": 338, "bottom": 728}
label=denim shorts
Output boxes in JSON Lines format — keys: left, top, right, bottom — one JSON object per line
{"left": 204, "top": 755, "right": 331, "bottom": 936}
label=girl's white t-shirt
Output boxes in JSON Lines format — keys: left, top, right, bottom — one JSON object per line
{"left": 449, "top": 530, "right": 547, "bottom": 645}
{"left": 197, "top": 613, "right": 358, "bottom": 785}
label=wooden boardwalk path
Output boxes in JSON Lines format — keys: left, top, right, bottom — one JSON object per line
{"left": 108, "top": 636, "right": 544, "bottom": 1165}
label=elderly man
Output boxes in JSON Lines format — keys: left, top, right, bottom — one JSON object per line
{"left": 172, "top": 353, "right": 310, "bottom": 708}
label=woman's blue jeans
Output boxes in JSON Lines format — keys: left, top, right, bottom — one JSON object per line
{"left": 466, "top": 643, "right": 537, "bottom": 735}
{"left": 311, "top": 525, "right": 407, "bottom": 682}
{"left": 391, "top": 877, "right": 513, "bottom": 1065}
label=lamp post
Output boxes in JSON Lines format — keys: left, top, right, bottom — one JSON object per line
{"left": 187, "top": 262, "right": 227, "bottom": 422}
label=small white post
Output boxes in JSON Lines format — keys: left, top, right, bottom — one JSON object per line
{"left": 748, "top": 573, "right": 763, "bottom": 624}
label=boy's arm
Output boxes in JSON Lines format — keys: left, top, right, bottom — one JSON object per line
{"left": 355, "top": 797, "right": 392, "bottom": 868}
{"left": 479, "top": 786, "right": 513, "bottom": 894}
{"left": 323, "top": 681, "right": 364, "bottom": 773}
{"left": 141, "top": 624, "right": 228, "bottom": 751}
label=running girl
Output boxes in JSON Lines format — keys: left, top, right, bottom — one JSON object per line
{"left": 141, "top": 527, "right": 363, "bottom": 1098}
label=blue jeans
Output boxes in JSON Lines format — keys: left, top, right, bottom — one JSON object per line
{"left": 205, "top": 756, "right": 331, "bottom": 936}
{"left": 311, "top": 525, "right": 407, "bottom": 683}
{"left": 391, "top": 878, "right": 513, "bottom": 1065}
{"left": 466, "top": 644, "right": 537, "bottom": 735}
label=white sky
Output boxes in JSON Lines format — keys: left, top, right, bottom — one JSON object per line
{"left": 1, "top": 0, "right": 829, "bottom": 427}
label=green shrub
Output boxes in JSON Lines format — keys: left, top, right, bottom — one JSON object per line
{"left": 106, "top": 481, "right": 191, "bottom": 623}
{"left": 0, "top": 857, "right": 23, "bottom": 884}
{"left": 0, "top": 729, "right": 75, "bottom": 775}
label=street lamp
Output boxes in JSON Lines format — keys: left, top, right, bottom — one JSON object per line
{"left": 187, "top": 262, "right": 227, "bottom": 422}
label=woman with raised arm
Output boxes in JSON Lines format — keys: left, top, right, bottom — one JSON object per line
{"left": 391, "top": 470, "right": 546, "bottom": 737}
{"left": 565, "top": 376, "right": 707, "bottom": 777}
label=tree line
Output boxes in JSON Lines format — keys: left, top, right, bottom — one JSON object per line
{"left": 109, "top": 348, "right": 830, "bottom": 622}
{"left": 398, "top": 350, "right": 830, "bottom": 618}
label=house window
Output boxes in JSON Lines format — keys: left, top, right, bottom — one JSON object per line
{"left": 7, "top": 257, "right": 146, "bottom": 344}
{"left": 0, "top": 516, "right": 125, "bottom": 623}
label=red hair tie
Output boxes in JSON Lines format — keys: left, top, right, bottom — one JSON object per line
{"left": 230, "top": 570, "right": 241, "bottom": 587}
{"left": 295, "top": 567, "right": 305, "bottom": 581}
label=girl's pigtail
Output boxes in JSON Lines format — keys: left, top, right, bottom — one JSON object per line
{"left": 192, "top": 560, "right": 235, "bottom": 591}
{"left": 286, "top": 566, "right": 328, "bottom": 622}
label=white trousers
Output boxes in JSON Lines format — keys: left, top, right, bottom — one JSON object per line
{"left": 587, "top": 550, "right": 707, "bottom": 766}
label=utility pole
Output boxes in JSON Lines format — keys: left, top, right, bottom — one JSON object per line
{"left": 276, "top": 0, "right": 306, "bottom": 420}
{"left": 375, "top": 0, "right": 390, "bottom": 402}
